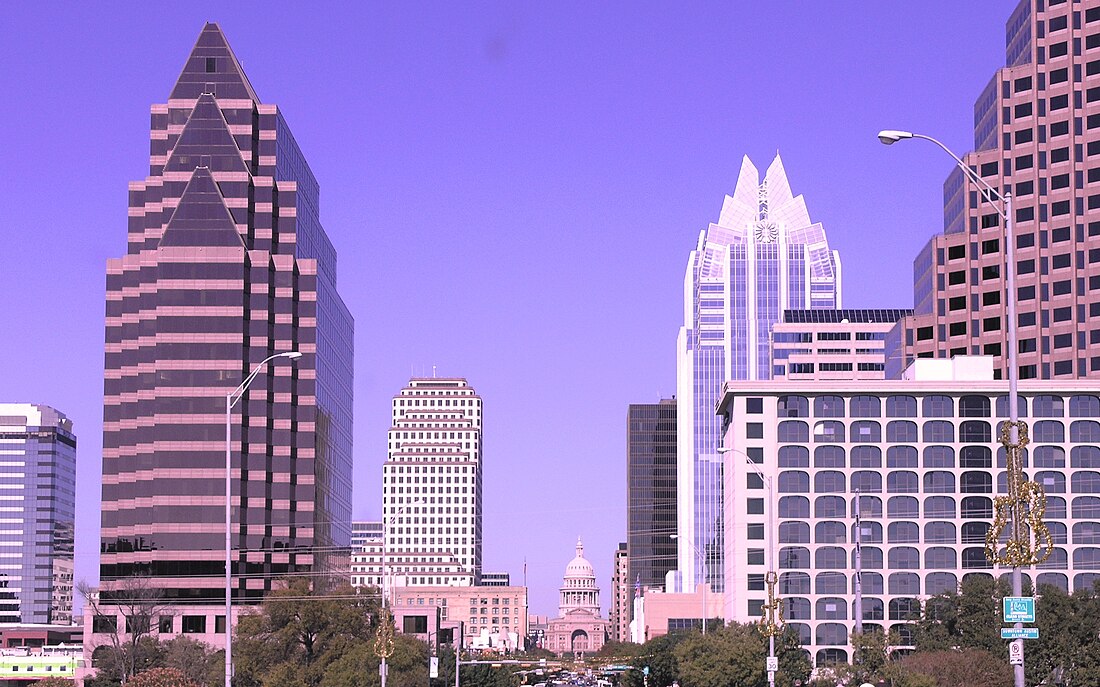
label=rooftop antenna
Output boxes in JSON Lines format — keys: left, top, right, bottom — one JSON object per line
{"left": 432, "top": 365, "right": 437, "bottom": 378}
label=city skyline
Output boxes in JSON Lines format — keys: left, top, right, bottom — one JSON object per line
{"left": 0, "top": 2, "right": 1016, "bottom": 616}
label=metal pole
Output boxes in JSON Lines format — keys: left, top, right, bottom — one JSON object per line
{"left": 766, "top": 474, "right": 775, "bottom": 687}
{"left": 701, "top": 543, "right": 707, "bottom": 636}
{"left": 382, "top": 515, "right": 389, "bottom": 687}
{"left": 455, "top": 621, "right": 462, "bottom": 687}
{"left": 225, "top": 394, "right": 232, "bottom": 687}
{"left": 853, "top": 490, "right": 863, "bottom": 636}
{"left": 1003, "top": 193, "right": 1025, "bottom": 687}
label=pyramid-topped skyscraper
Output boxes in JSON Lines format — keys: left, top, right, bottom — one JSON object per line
{"left": 93, "top": 23, "right": 353, "bottom": 647}
{"left": 675, "top": 154, "right": 840, "bottom": 595}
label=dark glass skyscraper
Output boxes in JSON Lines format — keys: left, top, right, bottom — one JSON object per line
{"left": 627, "top": 400, "right": 678, "bottom": 597}
{"left": 98, "top": 23, "right": 353, "bottom": 617}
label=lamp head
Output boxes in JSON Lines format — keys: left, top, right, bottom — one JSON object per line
{"left": 877, "top": 129, "right": 914, "bottom": 145}
{"left": 670, "top": 534, "right": 680, "bottom": 540}
{"left": 283, "top": 351, "right": 304, "bottom": 360}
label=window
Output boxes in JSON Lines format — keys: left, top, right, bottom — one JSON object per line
{"left": 815, "top": 522, "right": 847, "bottom": 544}
{"left": 778, "top": 395, "right": 809, "bottom": 418}
{"left": 778, "top": 471, "right": 809, "bottom": 493}
{"left": 182, "top": 616, "right": 207, "bottom": 634}
{"left": 779, "top": 496, "right": 809, "bottom": 518}
{"left": 779, "top": 521, "right": 810, "bottom": 544}
{"left": 814, "top": 421, "right": 845, "bottom": 442}
{"left": 852, "top": 420, "right": 881, "bottom": 442}
{"left": 816, "top": 597, "right": 848, "bottom": 620}
{"left": 814, "top": 445, "right": 846, "bottom": 468}
{"left": 886, "top": 420, "right": 917, "bottom": 442}
{"left": 816, "top": 573, "right": 847, "bottom": 594}
{"left": 815, "top": 471, "right": 846, "bottom": 493}
{"left": 850, "top": 396, "right": 881, "bottom": 417}
{"left": 851, "top": 470, "right": 882, "bottom": 493}
{"left": 815, "top": 496, "right": 846, "bottom": 518}
{"left": 960, "top": 446, "right": 992, "bottom": 468}
{"left": 851, "top": 445, "right": 882, "bottom": 468}
{"left": 886, "top": 395, "right": 917, "bottom": 417}
{"left": 1070, "top": 395, "right": 1100, "bottom": 417}
{"left": 926, "top": 572, "right": 959, "bottom": 595}
{"left": 961, "top": 471, "right": 993, "bottom": 493}
{"left": 960, "top": 420, "right": 992, "bottom": 442}
{"left": 779, "top": 546, "right": 810, "bottom": 569}
{"left": 923, "top": 420, "right": 955, "bottom": 442}
{"left": 777, "top": 445, "right": 809, "bottom": 467}
{"left": 924, "top": 495, "right": 957, "bottom": 518}
{"left": 961, "top": 496, "right": 993, "bottom": 519}
{"left": 925, "top": 523, "right": 956, "bottom": 544}
{"left": 816, "top": 547, "right": 847, "bottom": 569}
{"left": 814, "top": 396, "right": 845, "bottom": 417}
{"left": 887, "top": 445, "right": 918, "bottom": 468}
{"left": 959, "top": 395, "right": 991, "bottom": 417}
{"left": 887, "top": 520, "right": 919, "bottom": 543}
{"left": 923, "top": 395, "right": 954, "bottom": 417}
{"left": 777, "top": 420, "right": 809, "bottom": 442}
{"left": 887, "top": 471, "right": 919, "bottom": 494}
{"left": 1071, "top": 421, "right": 1100, "bottom": 443}
{"left": 925, "top": 546, "right": 957, "bottom": 568}
{"left": 779, "top": 572, "right": 810, "bottom": 595}
{"left": 923, "top": 445, "right": 955, "bottom": 468}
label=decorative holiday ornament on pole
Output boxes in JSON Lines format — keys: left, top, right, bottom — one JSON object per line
{"left": 759, "top": 571, "right": 784, "bottom": 637}
{"left": 986, "top": 421, "right": 1053, "bottom": 566}
{"left": 375, "top": 608, "right": 396, "bottom": 659}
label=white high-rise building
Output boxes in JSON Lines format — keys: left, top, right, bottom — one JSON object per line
{"left": 382, "top": 378, "right": 483, "bottom": 587}
{"left": 676, "top": 154, "right": 841, "bottom": 595}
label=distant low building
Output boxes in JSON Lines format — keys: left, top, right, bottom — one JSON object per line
{"left": 629, "top": 586, "right": 723, "bottom": 643}
{"left": 544, "top": 540, "right": 608, "bottom": 657}
{"left": 770, "top": 309, "right": 912, "bottom": 380}
{"left": 391, "top": 585, "right": 527, "bottom": 652}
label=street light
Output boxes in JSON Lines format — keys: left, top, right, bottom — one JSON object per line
{"left": 224, "top": 350, "right": 302, "bottom": 687}
{"left": 879, "top": 129, "right": 1052, "bottom": 687}
{"left": 718, "top": 446, "right": 779, "bottom": 687}
{"left": 378, "top": 498, "right": 424, "bottom": 687}
{"left": 669, "top": 533, "right": 708, "bottom": 635}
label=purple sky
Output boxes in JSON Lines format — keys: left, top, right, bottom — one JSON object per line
{"left": 0, "top": 2, "right": 1011, "bottom": 615}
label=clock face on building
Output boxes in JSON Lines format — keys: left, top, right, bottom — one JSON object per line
{"left": 753, "top": 220, "right": 778, "bottom": 243}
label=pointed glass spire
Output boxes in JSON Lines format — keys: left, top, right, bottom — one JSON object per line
{"left": 159, "top": 168, "right": 246, "bottom": 248}
{"left": 164, "top": 94, "right": 248, "bottom": 173}
{"left": 169, "top": 23, "right": 260, "bottom": 102}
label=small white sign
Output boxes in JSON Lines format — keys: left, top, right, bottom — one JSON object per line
{"left": 430, "top": 657, "right": 439, "bottom": 678}
{"left": 1009, "top": 639, "right": 1024, "bottom": 666}
{"left": 766, "top": 656, "right": 779, "bottom": 672}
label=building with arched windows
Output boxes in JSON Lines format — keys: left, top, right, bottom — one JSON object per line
{"left": 716, "top": 356, "right": 1100, "bottom": 668}
{"left": 544, "top": 540, "right": 609, "bottom": 657}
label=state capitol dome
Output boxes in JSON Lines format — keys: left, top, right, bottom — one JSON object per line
{"left": 563, "top": 539, "right": 596, "bottom": 580}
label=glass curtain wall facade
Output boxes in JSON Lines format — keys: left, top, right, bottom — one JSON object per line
{"left": 677, "top": 154, "right": 841, "bottom": 593}
{"left": 887, "top": 0, "right": 1100, "bottom": 380}
{"left": 99, "top": 23, "right": 353, "bottom": 608}
{"left": 0, "top": 405, "right": 75, "bottom": 625}
{"left": 627, "top": 400, "right": 678, "bottom": 599}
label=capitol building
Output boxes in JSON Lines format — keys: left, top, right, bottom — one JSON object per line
{"left": 544, "top": 539, "right": 609, "bottom": 657}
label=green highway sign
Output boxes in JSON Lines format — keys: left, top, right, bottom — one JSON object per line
{"left": 1003, "top": 596, "right": 1035, "bottom": 623}
{"left": 1001, "top": 627, "right": 1039, "bottom": 640}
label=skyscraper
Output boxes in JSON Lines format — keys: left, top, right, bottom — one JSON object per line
{"left": 676, "top": 154, "right": 841, "bottom": 593}
{"left": 626, "top": 400, "right": 677, "bottom": 596}
{"left": 96, "top": 23, "right": 353, "bottom": 638}
{"left": 0, "top": 405, "right": 75, "bottom": 625}
{"left": 609, "top": 543, "right": 629, "bottom": 643}
{"left": 886, "top": 0, "right": 1100, "bottom": 381}
{"left": 382, "top": 378, "right": 483, "bottom": 586}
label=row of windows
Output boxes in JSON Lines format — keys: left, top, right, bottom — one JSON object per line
{"left": 776, "top": 443, "right": 1100, "bottom": 468}
{"left": 771, "top": 394, "right": 1096, "bottom": 418}
{"left": 774, "top": 419, "right": 1099, "bottom": 443}
{"left": 775, "top": 545, "right": 1100, "bottom": 570}
{"left": 776, "top": 469, "right": 1100, "bottom": 494}
{"left": 775, "top": 494, "right": 1100, "bottom": 519}
{"left": 775, "top": 519, "right": 1100, "bottom": 545}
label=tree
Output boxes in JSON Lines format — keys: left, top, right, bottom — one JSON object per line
{"left": 912, "top": 574, "right": 1002, "bottom": 655}
{"left": 162, "top": 636, "right": 223, "bottom": 687}
{"left": 595, "top": 640, "right": 643, "bottom": 658}
{"left": 672, "top": 623, "right": 810, "bottom": 687}
{"left": 892, "top": 649, "right": 1011, "bottom": 687}
{"left": 80, "top": 575, "right": 169, "bottom": 684}
{"left": 233, "top": 579, "right": 380, "bottom": 687}
{"left": 125, "top": 668, "right": 200, "bottom": 687}
{"left": 30, "top": 679, "right": 75, "bottom": 687}
{"left": 1029, "top": 581, "right": 1100, "bottom": 686}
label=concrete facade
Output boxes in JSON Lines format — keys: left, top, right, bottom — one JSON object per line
{"left": 392, "top": 585, "right": 527, "bottom": 652}
{"left": 772, "top": 310, "right": 911, "bottom": 381}
{"left": 717, "top": 357, "right": 1100, "bottom": 667}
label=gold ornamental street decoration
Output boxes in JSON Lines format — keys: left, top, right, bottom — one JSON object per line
{"left": 374, "top": 608, "right": 395, "bottom": 659}
{"left": 759, "top": 571, "right": 784, "bottom": 638}
{"left": 986, "top": 420, "right": 1053, "bottom": 567}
